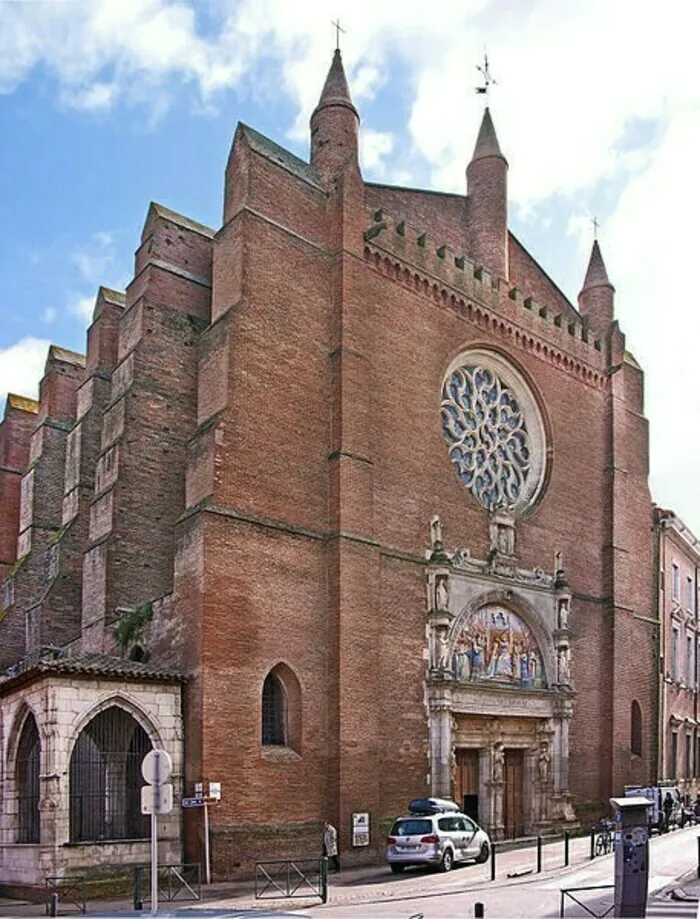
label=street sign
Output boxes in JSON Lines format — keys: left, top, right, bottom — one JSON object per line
{"left": 141, "top": 783, "right": 173, "bottom": 815}
{"left": 141, "top": 749, "right": 173, "bottom": 786}
{"left": 182, "top": 797, "right": 206, "bottom": 808}
{"left": 208, "top": 781, "right": 221, "bottom": 800}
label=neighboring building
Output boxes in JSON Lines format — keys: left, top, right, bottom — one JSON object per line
{"left": 654, "top": 508, "right": 699, "bottom": 801}
{"left": 0, "top": 49, "right": 659, "bottom": 888}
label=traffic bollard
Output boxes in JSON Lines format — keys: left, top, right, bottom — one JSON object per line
{"left": 537, "top": 835, "right": 542, "bottom": 873}
{"left": 49, "top": 893, "right": 58, "bottom": 917}
{"left": 475, "top": 902, "right": 485, "bottom": 917}
{"left": 590, "top": 826, "right": 595, "bottom": 859}
{"left": 490, "top": 842, "right": 496, "bottom": 881}
{"left": 564, "top": 830, "right": 570, "bottom": 867}
{"left": 133, "top": 866, "right": 143, "bottom": 911}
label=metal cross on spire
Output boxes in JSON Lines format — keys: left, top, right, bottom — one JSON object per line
{"left": 331, "top": 19, "right": 345, "bottom": 51}
{"left": 475, "top": 50, "right": 497, "bottom": 103}
{"left": 592, "top": 216, "right": 600, "bottom": 240}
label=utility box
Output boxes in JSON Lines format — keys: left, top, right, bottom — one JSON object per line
{"left": 610, "top": 796, "right": 652, "bottom": 917}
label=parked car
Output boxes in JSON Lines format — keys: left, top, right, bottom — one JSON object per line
{"left": 385, "top": 798, "right": 491, "bottom": 873}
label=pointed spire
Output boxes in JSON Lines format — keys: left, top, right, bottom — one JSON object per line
{"left": 312, "top": 48, "right": 358, "bottom": 121}
{"left": 471, "top": 107, "right": 505, "bottom": 163}
{"left": 310, "top": 49, "right": 360, "bottom": 184}
{"left": 581, "top": 239, "right": 614, "bottom": 291}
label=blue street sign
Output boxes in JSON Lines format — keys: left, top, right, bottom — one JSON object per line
{"left": 181, "top": 797, "right": 205, "bottom": 808}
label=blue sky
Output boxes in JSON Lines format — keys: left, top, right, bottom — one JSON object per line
{"left": 1, "top": 0, "right": 700, "bottom": 532}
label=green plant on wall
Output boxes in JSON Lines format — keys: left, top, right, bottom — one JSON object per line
{"left": 113, "top": 602, "right": 153, "bottom": 653}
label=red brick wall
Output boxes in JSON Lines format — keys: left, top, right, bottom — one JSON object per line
{"left": 0, "top": 400, "right": 37, "bottom": 580}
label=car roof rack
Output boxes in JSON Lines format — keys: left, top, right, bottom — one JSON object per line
{"left": 408, "top": 797, "right": 460, "bottom": 815}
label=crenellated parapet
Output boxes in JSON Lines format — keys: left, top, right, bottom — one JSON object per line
{"left": 363, "top": 209, "right": 607, "bottom": 388}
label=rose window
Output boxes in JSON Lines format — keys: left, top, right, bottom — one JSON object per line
{"left": 441, "top": 352, "right": 546, "bottom": 514}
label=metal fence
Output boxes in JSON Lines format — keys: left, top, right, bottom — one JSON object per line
{"left": 254, "top": 857, "right": 328, "bottom": 903}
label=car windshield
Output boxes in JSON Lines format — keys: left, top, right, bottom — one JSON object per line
{"left": 392, "top": 819, "right": 432, "bottom": 836}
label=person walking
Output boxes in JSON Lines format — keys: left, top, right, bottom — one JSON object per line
{"left": 662, "top": 791, "right": 674, "bottom": 833}
{"left": 323, "top": 821, "right": 340, "bottom": 873}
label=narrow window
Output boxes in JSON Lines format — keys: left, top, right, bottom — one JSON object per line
{"left": 687, "top": 635, "right": 694, "bottom": 686}
{"left": 671, "top": 731, "right": 678, "bottom": 778}
{"left": 686, "top": 733, "right": 693, "bottom": 778}
{"left": 16, "top": 714, "right": 40, "bottom": 843}
{"left": 672, "top": 564, "right": 680, "bottom": 600}
{"left": 630, "top": 700, "right": 642, "bottom": 756}
{"left": 688, "top": 576, "right": 695, "bottom": 612}
{"left": 671, "top": 628, "right": 680, "bottom": 681}
{"left": 262, "top": 673, "right": 286, "bottom": 745}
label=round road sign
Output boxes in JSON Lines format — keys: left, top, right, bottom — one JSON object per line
{"left": 141, "top": 749, "right": 173, "bottom": 785}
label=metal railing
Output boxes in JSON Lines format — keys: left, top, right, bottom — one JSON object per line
{"left": 45, "top": 876, "right": 86, "bottom": 916}
{"left": 254, "top": 857, "right": 328, "bottom": 903}
{"left": 132, "top": 863, "right": 201, "bottom": 909}
{"left": 560, "top": 884, "right": 614, "bottom": 918}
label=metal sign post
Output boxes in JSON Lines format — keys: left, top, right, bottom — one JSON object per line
{"left": 203, "top": 802, "right": 211, "bottom": 885}
{"left": 140, "top": 750, "right": 173, "bottom": 916}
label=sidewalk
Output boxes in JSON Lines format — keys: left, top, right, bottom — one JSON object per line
{"left": 0, "top": 830, "right": 693, "bottom": 917}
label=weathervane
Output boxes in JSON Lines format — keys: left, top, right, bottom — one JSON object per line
{"left": 476, "top": 50, "right": 497, "bottom": 104}
{"left": 331, "top": 19, "right": 345, "bottom": 51}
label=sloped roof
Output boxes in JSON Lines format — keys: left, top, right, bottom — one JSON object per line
{"left": 238, "top": 123, "right": 324, "bottom": 191}
{"left": 148, "top": 202, "right": 216, "bottom": 239}
{"left": 7, "top": 394, "right": 39, "bottom": 414}
{"left": 0, "top": 649, "right": 185, "bottom": 695}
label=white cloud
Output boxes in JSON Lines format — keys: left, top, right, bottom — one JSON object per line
{"left": 42, "top": 306, "right": 57, "bottom": 324}
{"left": 68, "top": 294, "right": 97, "bottom": 324}
{"left": 0, "top": 337, "right": 51, "bottom": 403}
{"left": 72, "top": 231, "right": 116, "bottom": 285}
{"left": 360, "top": 129, "right": 394, "bottom": 177}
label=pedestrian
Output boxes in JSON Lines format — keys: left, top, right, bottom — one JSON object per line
{"left": 323, "top": 821, "right": 340, "bottom": 873}
{"left": 694, "top": 795, "right": 700, "bottom": 822}
{"left": 662, "top": 792, "right": 674, "bottom": 833}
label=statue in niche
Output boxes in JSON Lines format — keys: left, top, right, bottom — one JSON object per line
{"left": 436, "top": 628, "right": 450, "bottom": 670}
{"left": 492, "top": 743, "right": 505, "bottom": 783}
{"left": 435, "top": 576, "right": 450, "bottom": 611}
{"left": 538, "top": 742, "right": 551, "bottom": 784}
{"left": 557, "top": 596, "right": 570, "bottom": 630}
{"left": 557, "top": 646, "right": 570, "bottom": 684}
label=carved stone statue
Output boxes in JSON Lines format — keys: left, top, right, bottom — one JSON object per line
{"left": 492, "top": 743, "right": 504, "bottom": 783}
{"left": 557, "top": 597, "right": 569, "bottom": 630}
{"left": 436, "top": 628, "right": 450, "bottom": 670}
{"left": 557, "top": 646, "right": 570, "bottom": 684}
{"left": 435, "top": 576, "right": 449, "bottom": 611}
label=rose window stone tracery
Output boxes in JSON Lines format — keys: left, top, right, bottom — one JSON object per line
{"left": 441, "top": 351, "right": 547, "bottom": 514}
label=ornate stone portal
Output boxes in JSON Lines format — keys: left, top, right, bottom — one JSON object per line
{"left": 426, "top": 517, "right": 577, "bottom": 839}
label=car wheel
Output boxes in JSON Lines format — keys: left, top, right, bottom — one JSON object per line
{"left": 440, "top": 848, "right": 454, "bottom": 872}
{"left": 475, "top": 841, "right": 490, "bottom": 864}
{"left": 390, "top": 865, "right": 404, "bottom": 874}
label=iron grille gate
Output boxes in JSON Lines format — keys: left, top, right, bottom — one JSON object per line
{"left": 69, "top": 706, "right": 152, "bottom": 842}
{"left": 254, "top": 857, "right": 328, "bottom": 903}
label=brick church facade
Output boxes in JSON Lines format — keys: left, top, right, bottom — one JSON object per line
{"left": 0, "top": 50, "right": 658, "bottom": 885}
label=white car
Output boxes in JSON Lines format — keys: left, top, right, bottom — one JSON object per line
{"left": 386, "top": 798, "right": 491, "bottom": 873}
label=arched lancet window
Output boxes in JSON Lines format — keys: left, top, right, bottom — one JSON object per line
{"left": 16, "top": 714, "right": 40, "bottom": 843}
{"left": 69, "top": 705, "right": 152, "bottom": 842}
{"left": 261, "top": 664, "right": 302, "bottom": 752}
{"left": 631, "top": 700, "right": 643, "bottom": 756}
{"left": 262, "top": 673, "right": 286, "bottom": 745}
